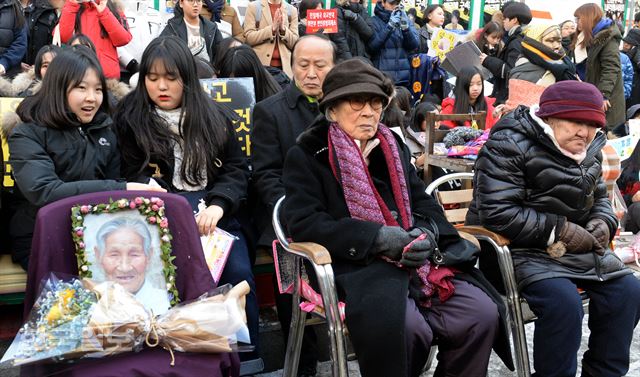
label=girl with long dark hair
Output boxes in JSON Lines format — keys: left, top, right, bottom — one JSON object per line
{"left": 113, "top": 36, "right": 257, "bottom": 351}
{"left": 474, "top": 21, "right": 503, "bottom": 56}
{"left": 440, "top": 66, "right": 500, "bottom": 128}
{"left": 216, "top": 44, "right": 282, "bottom": 102}
{"left": 58, "top": 0, "right": 131, "bottom": 79}
{"left": 5, "top": 47, "right": 161, "bottom": 270}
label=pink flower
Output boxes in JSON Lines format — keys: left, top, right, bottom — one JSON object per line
{"left": 76, "top": 230, "right": 83, "bottom": 237}
{"left": 129, "top": 202, "right": 136, "bottom": 209}
{"left": 79, "top": 242, "right": 85, "bottom": 249}
{"left": 80, "top": 205, "right": 90, "bottom": 214}
{"left": 148, "top": 216, "right": 157, "bottom": 224}
{"left": 135, "top": 197, "right": 143, "bottom": 205}
{"left": 156, "top": 199, "right": 164, "bottom": 207}
{"left": 151, "top": 205, "right": 159, "bottom": 212}
{"left": 160, "top": 218, "right": 169, "bottom": 228}
{"left": 150, "top": 197, "right": 159, "bottom": 203}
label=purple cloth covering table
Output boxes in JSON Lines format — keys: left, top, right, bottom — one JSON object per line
{"left": 21, "top": 191, "right": 240, "bottom": 377}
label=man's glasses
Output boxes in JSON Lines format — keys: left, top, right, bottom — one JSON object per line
{"left": 184, "top": 0, "right": 203, "bottom": 4}
{"left": 348, "top": 96, "right": 384, "bottom": 111}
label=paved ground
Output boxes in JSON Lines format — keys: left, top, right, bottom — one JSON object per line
{"left": 256, "top": 319, "right": 640, "bottom": 377}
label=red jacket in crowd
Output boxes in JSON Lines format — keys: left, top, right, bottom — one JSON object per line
{"left": 439, "top": 96, "right": 497, "bottom": 129}
{"left": 58, "top": 0, "right": 131, "bottom": 79}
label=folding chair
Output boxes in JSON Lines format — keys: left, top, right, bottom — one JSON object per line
{"left": 272, "top": 196, "right": 349, "bottom": 377}
{"left": 426, "top": 172, "right": 590, "bottom": 377}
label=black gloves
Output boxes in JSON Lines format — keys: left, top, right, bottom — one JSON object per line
{"left": 373, "top": 226, "right": 414, "bottom": 260}
{"left": 585, "top": 218, "right": 610, "bottom": 250}
{"left": 343, "top": 9, "right": 358, "bottom": 22}
{"left": 373, "top": 226, "right": 435, "bottom": 268}
{"left": 398, "top": 228, "right": 435, "bottom": 268}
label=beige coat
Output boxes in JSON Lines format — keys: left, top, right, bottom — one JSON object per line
{"left": 201, "top": 3, "right": 245, "bottom": 42}
{"left": 243, "top": 0, "right": 299, "bottom": 77}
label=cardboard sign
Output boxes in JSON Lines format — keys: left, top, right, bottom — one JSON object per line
{"left": 200, "top": 78, "right": 256, "bottom": 157}
{"left": 306, "top": 9, "right": 338, "bottom": 34}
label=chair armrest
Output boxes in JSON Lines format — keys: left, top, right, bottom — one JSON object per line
{"left": 288, "top": 242, "right": 333, "bottom": 265}
{"left": 457, "top": 226, "right": 511, "bottom": 247}
{"left": 458, "top": 231, "right": 480, "bottom": 249}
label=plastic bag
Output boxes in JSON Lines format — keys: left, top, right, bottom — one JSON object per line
{"left": 1, "top": 274, "right": 250, "bottom": 367}
{"left": 613, "top": 185, "right": 628, "bottom": 222}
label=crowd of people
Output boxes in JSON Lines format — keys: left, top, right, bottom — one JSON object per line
{"left": 1, "top": 0, "right": 640, "bottom": 376}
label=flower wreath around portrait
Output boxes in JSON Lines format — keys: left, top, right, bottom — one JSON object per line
{"left": 70, "top": 197, "right": 180, "bottom": 305}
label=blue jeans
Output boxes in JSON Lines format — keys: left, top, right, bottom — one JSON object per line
{"left": 521, "top": 275, "right": 640, "bottom": 377}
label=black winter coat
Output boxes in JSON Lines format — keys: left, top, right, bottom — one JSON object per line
{"left": 332, "top": 4, "right": 372, "bottom": 60}
{"left": 283, "top": 118, "right": 513, "bottom": 376}
{"left": 466, "top": 106, "right": 631, "bottom": 289}
{"left": 7, "top": 112, "right": 125, "bottom": 267}
{"left": 251, "top": 83, "right": 320, "bottom": 247}
{"left": 114, "top": 103, "right": 249, "bottom": 221}
{"left": 24, "top": 0, "right": 58, "bottom": 65}
{"left": 482, "top": 26, "right": 525, "bottom": 104}
{"left": 159, "top": 15, "right": 222, "bottom": 64}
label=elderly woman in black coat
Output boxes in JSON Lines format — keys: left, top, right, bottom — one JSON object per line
{"left": 467, "top": 80, "right": 640, "bottom": 377}
{"left": 282, "top": 58, "right": 513, "bottom": 377}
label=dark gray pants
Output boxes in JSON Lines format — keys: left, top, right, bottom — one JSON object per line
{"left": 405, "top": 279, "right": 499, "bottom": 377}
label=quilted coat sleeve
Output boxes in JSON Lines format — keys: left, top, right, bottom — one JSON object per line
{"left": 473, "top": 130, "right": 567, "bottom": 248}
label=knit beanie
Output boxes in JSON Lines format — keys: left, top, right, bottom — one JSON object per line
{"left": 524, "top": 23, "right": 560, "bottom": 42}
{"left": 535, "top": 81, "right": 605, "bottom": 127}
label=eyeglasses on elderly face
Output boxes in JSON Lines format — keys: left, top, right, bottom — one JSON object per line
{"left": 348, "top": 96, "right": 384, "bottom": 111}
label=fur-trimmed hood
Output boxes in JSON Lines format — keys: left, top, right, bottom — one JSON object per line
{"left": 0, "top": 69, "right": 38, "bottom": 97}
{"left": 106, "top": 78, "right": 131, "bottom": 103}
{"left": 591, "top": 22, "right": 622, "bottom": 48}
{"left": 1, "top": 108, "right": 22, "bottom": 139}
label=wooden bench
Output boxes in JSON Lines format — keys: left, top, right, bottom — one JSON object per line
{"left": 0, "top": 254, "right": 27, "bottom": 304}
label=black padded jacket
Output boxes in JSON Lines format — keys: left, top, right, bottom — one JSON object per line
{"left": 466, "top": 106, "right": 631, "bottom": 289}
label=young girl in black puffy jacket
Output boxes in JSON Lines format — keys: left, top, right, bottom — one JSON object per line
{"left": 5, "top": 46, "right": 161, "bottom": 270}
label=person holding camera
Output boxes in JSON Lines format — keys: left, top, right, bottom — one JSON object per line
{"left": 367, "top": 0, "right": 418, "bottom": 88}
{"left": 331, "top": 0, "right": 373, "bottom": 60}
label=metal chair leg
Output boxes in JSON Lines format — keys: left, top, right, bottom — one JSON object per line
{"left": 283, "top": 257, "right": 307, "bottom": 377}
{"left": 314, "top": 264, "right": 349, "bottom": 377}
{"left": 476, "top": 237, "right": 531, "bottom": 377}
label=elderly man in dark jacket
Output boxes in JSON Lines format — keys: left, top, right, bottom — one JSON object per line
{"left": 467, "top": 81, "right": 640, "bottom": 377}
{"left": 367, "top": 0, "right": 418, "bottom": 88}
{"left": 251, "top": 33, "right": 336, "bottom": 376}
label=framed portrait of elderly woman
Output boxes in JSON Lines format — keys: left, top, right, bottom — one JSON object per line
{"left": 71, "top": 197, "right": 179, "bottom": 316}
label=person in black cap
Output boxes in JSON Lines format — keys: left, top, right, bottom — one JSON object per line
{"left": 623, "top": 28, "right": 640, "bottom": 107}
{"left": 282, "top": 58, "right": 513, "bottom": 377}
{"left": 480, "top": 1, "right": 531, "bottom": 104}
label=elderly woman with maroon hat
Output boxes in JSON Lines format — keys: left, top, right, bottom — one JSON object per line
{"left": 467, "top": 80, "right": 640, "bottom": 377}
{"left": 282, "top": 58, "right": 513, "bottom": 377}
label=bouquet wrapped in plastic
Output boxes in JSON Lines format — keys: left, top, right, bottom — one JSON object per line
{"left": 1, "top": 274, "right": 250, "bottom": 367}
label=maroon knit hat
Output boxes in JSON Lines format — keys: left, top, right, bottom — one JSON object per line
{"left": 535, "top": 81, "right": 606, "bottom": 128}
